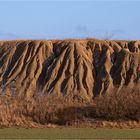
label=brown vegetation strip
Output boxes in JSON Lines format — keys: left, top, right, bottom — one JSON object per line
{"left": 0, "top": 87, "right": 139, "bottom": 128}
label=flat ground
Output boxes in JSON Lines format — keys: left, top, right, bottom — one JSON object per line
{"left": 0, "top": 128, "right": 140, "bottom": 139}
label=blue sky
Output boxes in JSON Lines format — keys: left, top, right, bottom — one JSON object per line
{"left": 0, "top": 0, "right": 140, "bottom": 40}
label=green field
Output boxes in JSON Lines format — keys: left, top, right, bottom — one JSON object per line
{"left": 0, "top": 128, "right": 140, "bottom": 139}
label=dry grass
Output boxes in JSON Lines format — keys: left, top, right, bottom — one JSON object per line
{"left": 94, "top": 88, "right": 140, "bottom": 121}
{"left": 0, "top": 87, "right": 139, "bottom": 128}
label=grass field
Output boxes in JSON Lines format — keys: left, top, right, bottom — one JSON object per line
{"left": 0, "top": 128, "right": 140, "bottom": 139}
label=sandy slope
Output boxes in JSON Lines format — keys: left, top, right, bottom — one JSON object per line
{"left": 0, "top": 39, "right": 139, "bottom": 100}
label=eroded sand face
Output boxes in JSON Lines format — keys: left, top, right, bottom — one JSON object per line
{"left": 0, "top": 39, "right": 139, "bottom": 101}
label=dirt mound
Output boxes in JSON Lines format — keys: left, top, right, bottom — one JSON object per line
{"left": 0, "top": 39, "right": 139, "bottom": 100}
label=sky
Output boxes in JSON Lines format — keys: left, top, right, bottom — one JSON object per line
{"left": 0, "top": 0, "right": 140, "bottom": 40}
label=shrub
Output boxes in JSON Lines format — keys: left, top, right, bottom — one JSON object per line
{"left": 0, "top": 87, "right": 139, "bottom": 127}
{"left": 94, "top": 87, "right": 140, "bottom": 120}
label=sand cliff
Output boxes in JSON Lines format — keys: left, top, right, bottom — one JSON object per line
{"left": 0, "top": 39, "right": 139, "bottom": 101}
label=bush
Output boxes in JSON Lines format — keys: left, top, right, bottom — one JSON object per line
{"left": 0, "top": 87, "right": 139, "bottom": 127}
{"left": 94, "top": 88, "right": 140, "bottom": 120}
